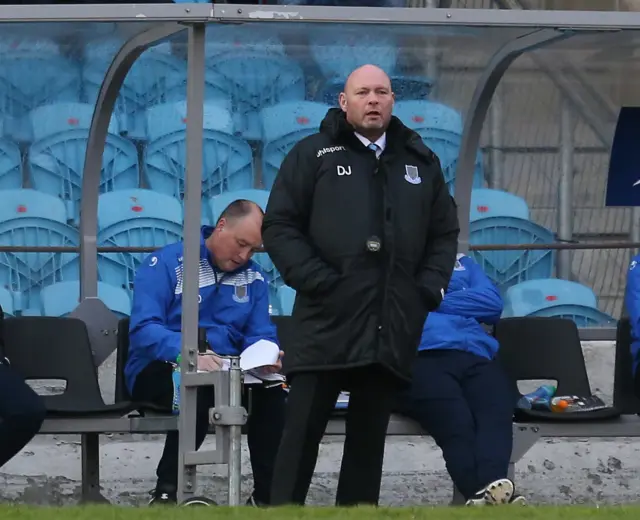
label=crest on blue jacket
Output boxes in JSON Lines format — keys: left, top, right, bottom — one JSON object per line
{"left": 233, "top": 284, "right": 249, "bottom": 303}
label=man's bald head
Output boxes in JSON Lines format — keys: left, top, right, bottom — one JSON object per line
{"left": 344, "top": 64, "right": 392, "bottom": 93}
{"left": 208, "top": 199, "right": 264, "bottom": 272}
{"left": 339, "top": 64, "right": 394, "bottom": 141}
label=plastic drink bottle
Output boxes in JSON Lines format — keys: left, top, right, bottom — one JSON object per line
{"left": 171, "top": 354, "right": 181, "bottom": 415}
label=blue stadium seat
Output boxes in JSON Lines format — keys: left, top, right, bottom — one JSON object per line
{"left": 468, "top": 217, "right": 555, "bottom": 293}
{"left": 277, "top": 285, "right": 296, "bottom": 316}
{"left": 309, "top": 29, "right": 398, "bottom": 82}
{"left": 40, "top": 281, "right": 131, "bottom": 319}
{"left": 502, "top": 278, "right": 617, "bottom": 328}
{"left": 318, "top": 75, "right": 433, "bottom": 106}
{"left": 470, "top": 188, "right": 530, "bottom": 222}
{"left": 144, "top": 101, "right": 254, "bottom": 200}
{"left": 83, "top": 39, "right": 189, "bottom": 140}
{"left": 0, "top": 37, "right": 82, "bottom": 142}
{"left": 97, "top": 189, "right": 183, "bottom": 292}
{"left": 207, "top": 189, "right": 278, "bottom": 284}
{"left": 0, "top": 189, "right": 79, "bottom": 315}
{"left": 393, "top": 100, "right": 485, "bottom": 194}
{"left": 204, "top": 26, "right": 306, "bottom": 141}
{"left": 0, "top": 129, "right": 23, "bottom": 190}
{"left": 260, "top": 101, "right": 331, "bottom": 189}
{"left": 0, "top": 286, "right": 15, "bottom": 317}
{"left": 27, "top": 102, "right": 140, "bottom": 223}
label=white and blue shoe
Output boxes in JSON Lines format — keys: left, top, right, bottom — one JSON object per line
{"left": 465, "top": 478, "right": 527, "bottom": 506}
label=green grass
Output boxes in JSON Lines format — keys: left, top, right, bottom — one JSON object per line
{"left": 1, "top": 505, "right": 640, "bottom": 520}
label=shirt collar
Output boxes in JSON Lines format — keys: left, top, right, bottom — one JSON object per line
{"left": 354, "top": 132, "right": 386, "bottom": 152}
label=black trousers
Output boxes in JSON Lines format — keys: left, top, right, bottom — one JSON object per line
{"left": 270, "top": 364, "right": 397, "bottom": 506}
{"left": 132, "top": 361, "right": 286, "bottom": 504}
{"left": 0, "top": 362, "right": 46, "bottom": 468}
{"left": 395, "top": 350, "right": 515, "bottom": 500}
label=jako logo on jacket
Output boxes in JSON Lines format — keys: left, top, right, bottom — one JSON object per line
{"left": 124, "top": 226, "right": 278, "bottom": 394}
{"left": 418, "top": 254, "right": 503, "bottom": 360}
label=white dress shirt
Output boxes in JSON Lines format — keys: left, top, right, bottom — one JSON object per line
{"left": 354, "top": 132, "right": 386, "bottom": 159}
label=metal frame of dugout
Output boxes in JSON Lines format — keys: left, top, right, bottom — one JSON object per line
{"left": 5, "top": 2, "right": 640, "bottom": 506}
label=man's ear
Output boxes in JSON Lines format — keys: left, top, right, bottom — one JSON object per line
{"left": 339, "top": 92, "right": 347, "bottom": 112}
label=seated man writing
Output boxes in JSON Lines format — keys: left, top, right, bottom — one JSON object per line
{"left": 125, "top": 199, "right": 286, "bottom": 506}
{"left": 395, "top": 254, "right": 526, "bottom": 507}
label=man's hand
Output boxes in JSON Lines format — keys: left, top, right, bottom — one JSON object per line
{"left": 260, "top": 350, "right": 284, "bottom": 374}
{"left": 197, "top": 351, "right": 224, "bottom": 372}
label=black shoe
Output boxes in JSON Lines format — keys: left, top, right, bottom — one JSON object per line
{"left": 148, "top": 485, "right": 177, "bottom": 506}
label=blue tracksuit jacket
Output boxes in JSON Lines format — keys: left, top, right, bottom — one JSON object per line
{"left": 625, "top": 253, "right": 640, "bottom": 375}
{"left": 417, "top": 254, "right": 503, "bottom": 360}
{"left": 124, "top": 226, "right": 278, "bottom": 394}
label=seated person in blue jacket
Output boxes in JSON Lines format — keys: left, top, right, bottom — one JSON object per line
{"left": 395, "top": 254, "right": 526, "bottom": 507}
{"left": 125, "top": 199, "right": 286, "bottom": 506}
{"left": 625, "top": 253, "right": 640, "bottom": 398}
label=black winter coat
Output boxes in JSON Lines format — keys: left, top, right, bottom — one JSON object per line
{"left": 262, "top": 108, "right": 460, "bottom": 382}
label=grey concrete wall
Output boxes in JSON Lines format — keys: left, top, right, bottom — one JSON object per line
{"left": 3, "top": 341, "right": 640, "bottom": 507}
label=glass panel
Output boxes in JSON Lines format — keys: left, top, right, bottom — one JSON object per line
{"left": 96, "top": 32, "right": 189, "bottom": 316}
{"left": 476, "top": 29, "right": 637, "bottom": 328}
{"left": 0, "top": 20, "right": 186, "bottom": 317}
{"left": 193, "top": 21, "right": 530, "bottom": 315}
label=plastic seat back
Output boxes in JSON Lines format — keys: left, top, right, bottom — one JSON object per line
{"left": 204, "top": 26, "right": 304, "bottom": 140}
{"left": 0, "top": 130, "right": 23, "bottom": 190}
{"left": 205, "top": 25, "right": 287, "bottom": 58}
{"left": 0, "top": 286, "right": 15, "bottom": 317}
{"left": 97, "top": 189, "right": 183, "bottom": 291}
{"left": 278, "top": 285, "right": 296, "bottom": 316}
{"left": 27, "top": 102, "right": 139, "bottom": 221}
{"left": 40, "top": 280, "right": 132, "bottom": 319}
{"left": 83, "top": 40, "right": 189, "bottom": 139}
{"left": 318, "top": 75, "right": 433, "bottom": 107}
{"left": 0, "top": 189, "right": 79, "bottom": 313}
{"left": 309, "top": 29, "right": 398, "bottom": 80}
{"left": 504, "top": 278, "right": 598, "bottom": 316}
{"left": 260, "top": 101, "right": 330, "bottom": 189}
{"left": 0, "top": 37, "right": 82, "bottom": 141}
{"left": 469, "top": 216, "right": 555, "bottom": 293}
{"left": 144, "top": 102, "right": 254, "bottom": 200}
{"left": 470, "top": 188, "right": 530, "bottom": 221}
{"left": 394, "top": 100, "right": 485, "bottom": 193}
{"left": 207, "top": 189, "right": 276, "bottom": 277}
{"left": 495, "top": 317, "right": 592, "bottom": 398}
{"left": 528, "top": 306, "right": 617, "bottom": 328}
{"left": 3, "top": 316, "right": 107, "bottom": 413}
{"left": 503, "top": 278, "right": 615, "bottom": 327}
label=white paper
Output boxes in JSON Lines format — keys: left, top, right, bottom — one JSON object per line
{"left": 214, "top": 339, "right": 284, "bottom": 385}
{"left": 239, "top": 339, "right": 280, "bottom": 371}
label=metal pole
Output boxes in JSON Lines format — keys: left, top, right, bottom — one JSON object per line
{"left": 80, "top": 23, "right": 184, "bottom": 300}
{"left": 228, "top": 357, "right": 243, "bottom": 506}
{"left": 453, "top": 29, "right": 572, "bottom": 254}
{"left": 424, "top": 0, "right": 439, "bottom": 99}
{"left": 178, "top": 22, "right": 206, "bottom": 505}
{"left": 631, "top": 209, "right": 640, "bottom": 261}
{"left": 489, "top": 84, "right": 504, "bottom": 189}
{"left": 492, "top": 0, "right": 616, "bottom": 148}
{"left": 557, "top": 98, "right": 574, "bottom": 280}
